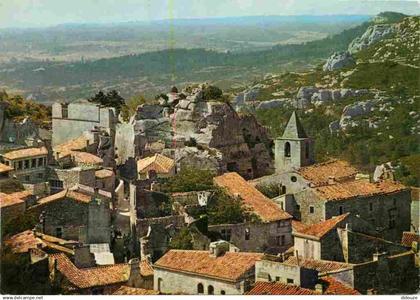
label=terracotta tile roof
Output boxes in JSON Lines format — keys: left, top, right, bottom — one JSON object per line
{"left": 54, "top": 135, "right": 89, "bottom": 154}
{"left": 154, "top": 250, "right": 263, "bottom": 281}
{"left": 140, "top": 259, "right": 155, "bottom": 277}
{"left": 291, "top": 220, "right": 308, "bottom": 233}
{"left": 247, "top": 281, "right": 319, "bottom": 295}
{"left": 0, "top": 163, "right": 13, "bottom": 173}
{"left": 295, "top": 213, "right": 350, "bottom": 239}
{"left": 314, "top": 179, "right": 407, "bottom": 202}
{"left": 3, "top": 147, "right": 48, "bottom": 160}
{"left": 111, "top": 286, "right": 159, "bottom": 295}
{"left": 50, "top": 253, "right": 153, "bottom": 289}
{"left": 137, "top": 153, "right": 175, "bottom": 175}
{"left": 298, "top": 160, "right": 358, "bottom": 186}
{"left": 401, "top": 231, "right": 420, "bottom": 247}
{"left": 283, "top": 256, "right": 353, "bottom": 273}
{"left": 95, "top": 169, "right": 114, "bottom": 179}
{"left": 321, "top": 277, "right": 361, "bottom": 295}
{"left": 5, "top": 230, "right": 75, "bottom": 255}
{"left": 0, "top": 190, "right": 32, "bottom": 208}
{"left": 34, "top": 189, "right": 91, "bottom": 207}
{"left": 214, "top": 172, "right": 292, "bottom": 222}
{"left": 71, "top": 151, "right": 103, "bottom": 165}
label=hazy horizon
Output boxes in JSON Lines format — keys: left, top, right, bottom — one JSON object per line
{"left": 0, "top": 0, "right": 418, "bottom": 29}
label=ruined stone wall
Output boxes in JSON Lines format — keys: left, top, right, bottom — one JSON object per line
{"left": 1, "top": 201, "right": 25, "bottom": 224}
{"left": 86, "top": 199, "right": 111, "bottom": 244}
{"left": 40, "top": 198, "right": 89, "bottom": 241}
{"left": 208, "top": 220, "right": 292, "bottom": 254}
{"left": 47, "top": 167, "right": 96, "bottom": 191}
{"left": 340, "top": 229, "right": 408, "bottom": 264}
{"left": 352, "top": 252, "right": 418, "bottom": 294}
{"left": 136, "top": 215, "right": 185, "bottom": 238}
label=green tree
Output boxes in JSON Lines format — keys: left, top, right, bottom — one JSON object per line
{"left": 88, "top": 90, "right": 125, "bottom": 111}
{"left": 168, "top": 227, "right": 193, "bottom": 250}
{"left": 161, "top": 167, "right": 215, "bottom": 193}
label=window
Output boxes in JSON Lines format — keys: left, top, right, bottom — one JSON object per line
{"left": 245, "top": 228, "right": 250, "bottom": 240}
{"left": 62, "top": 105, "right": 68, "bottom": 118}
{"left": 277, "top": 221, "right": 282, "bottom": 228}
{"left": 55, "top": 227, "right": 63, "bottom": 238}
{"left": 50, "top": 180, "right": 64, "bottom": 189}
{"left": 296, "top": 204, "right": 300, "bottom": 211}
{"left": 291, "top": 176, "right": 297, "bottom": 182}
{"left": 38, "top": 157, "right": 44, "bottom": 166}
{"left": 284, "top": 142, "right": 291, "bottom": 158}
{"left": 369, "top": 203, "right": 373, "bottom": 212}
{"left": 280, "top": 202, "right": 284, "bottom": 210}
{"left": 31, "top": 158, "right": 37, "bottom": 168}
{"left": 389, "top": 209, "right": 396, "bottom": 229}
{"left": 281, "top": 186, "right": 287, "bottom": 195}
{"left": 37, "top": 173, "right": 43, "bottom": 179}
{"left": 197, "top": 283, "right": 204, "bottom": 294}
{"left": 24, "top": 160, "right": 30, "bottom": 169}
{"left": 208, "top": 285, "right": 214, "bottom": 295}
{"left": 275, "top": 276, "right": 280, "bottom": 282}
{"left": 393, "top": 199, "right": 397, "bottom": 206}
{"left": 157, "top": 278, "right": 163, "bottom": 292}
{"left": 277, "top": 235, "right": 285, "bottom": 246}
{"left": 287, "top": 278, "right": 294, "bottom": 284}
{"left": 339, "top": 206, "right": 344, "bottom": 215}
{"left": 18, "top": 161, "right": 23, "bottom": 170}
{"left": 220, "top": 290, "right": 226, "bottom": 295}
{"left": 305, "top": 143, "right": 310, "bottom": 159}
{"left": 25, "top": 175, "right": 30, "bottom": 182}
{"left": 309, "top": 206, "right": 315, "bottom": 214}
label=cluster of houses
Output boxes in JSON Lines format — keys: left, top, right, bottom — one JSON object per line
{"left": 0, "top": 98, "right": 419, "bottom": 295}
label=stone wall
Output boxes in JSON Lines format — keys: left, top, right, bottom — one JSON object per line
{"left": 325, "top": 190, "right": 411, "bottom": 242}
{"left": 136, "top": 215, "right": 185, "bottom": 238}
{"left": 208, "top": 220, "right": 292, "bottom": 254}
{"left": 154, "top": 267, "right": 252, "bottom": 295}
{"left": 47, "top": 167, "right": 96, "bottom": 192}
{"left": 255, "top": 259, "right": 318, "bottom": 289}
{"left": 52, "top": 102, "right": 116, "bottom": 146}
{"left": 293, "top": 189, "right": 326, "bottom": 224}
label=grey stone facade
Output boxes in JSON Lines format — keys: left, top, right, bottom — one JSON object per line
{"left": 52, "top": 101, "right": 117, "bottom": 146}
{"left": 208, "top": 220, "right": 292, "bottom": 254}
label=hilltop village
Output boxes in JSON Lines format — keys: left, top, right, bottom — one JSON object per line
{"left": 0, "top": 82, "right": 419, "bottom": 295}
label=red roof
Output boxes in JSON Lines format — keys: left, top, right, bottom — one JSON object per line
{"left": 283, "top": 256, "right": 353, "bottom": 273}
{"left": 401, "top": 231, "right": 420, "bottom": 247}
{"left": 298, "top": 160, "right": 358, "bottom": 186}
{"left": 154, "top": 250, "right": 263, "bottom": 281}
{"left": 214, "top": 172, "right": 291, "bottom": 222}
{"left": 294, "top": 213, "right": 350, "bottom": 239}
{"left": 314, "top": 179, "right": 407, "bottom": 202}
{"left": 0, "top": 191, "right": 32, "bottom": 208}
{"left": 321, "top": 277, "right": 360, "bottom": 295}
{"left": 247, "top": 282, "right": 319, "bottom": 295}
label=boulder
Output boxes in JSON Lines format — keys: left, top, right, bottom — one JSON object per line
{"left": 256, "top": 99, "right": 288, "bottom": 110}
{"left": 323, "top": 51, "right": 356, "bottom": 71}
{"left": 329, "top": 120, "right": 341, "bottom": 133}
{"left": 311, "top": 89, "right": 332, "bottom": 103}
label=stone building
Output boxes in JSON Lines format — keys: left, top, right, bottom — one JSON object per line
{"left": 0, "top": 191, "right": 33, "bottom": 225}
{"left": 49, "top": 253, "right": 154, "bottom": 294}
{"left": 137, "top": 153, "right": 175, "bottom": 180}
{"left": 52, "top": 100, "right": 117, "bottom": 147}
{"left": 30, "top": 189, "right": 111, "bottom": 244}
{"left": 1, "top": 146, "right": 48, "bottom": 183}
{"left": 212, "top": 172, "right": 292, "bottom": 253}
{"left": 274, "top": 111, "right": 315, "bottom": 173}
{"left": 293, "top": 213, "right": 408, "bottom": 263}
{"left": 0, "top": 162, "right": 13, "bottom": 182}
{"left": 153, "top": 241, "right": 263, "bottom": 295}
{"left": 278, "top": 252, "right": 419, "bottom": 294}
{"left": 253, "top": 159, "right": 411, "bottom": 243}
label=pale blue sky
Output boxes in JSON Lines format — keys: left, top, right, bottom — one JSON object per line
{"left": 0, "top": 0, "right": 418, "bottom": 28}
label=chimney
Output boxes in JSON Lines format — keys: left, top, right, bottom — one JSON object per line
{"left": 315, "top": 283, "right": 324, "bottom": 294}
{"left": 295, "top": 250, "right": 300, "bottom": 266}
{"left": 345, "top": 222, "right": 352, "bottom": 231}
{"left": 209, "top": 241, "right": 229, "bottom": 257}
{"left": 127, "top": 258, "right": 142, "bottom": 288}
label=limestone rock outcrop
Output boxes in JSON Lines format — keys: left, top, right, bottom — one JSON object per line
{"left": 115, "top": 84, "right": 274, "bottom": 179}
{"left": 323, "top": 51, "right": 356, "bottom": 71}
{"left": 295, "top": 87, "right": 369, "bottom": 108}
{"left": 348, "top": 24, "right": 394, "bottom": 54}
